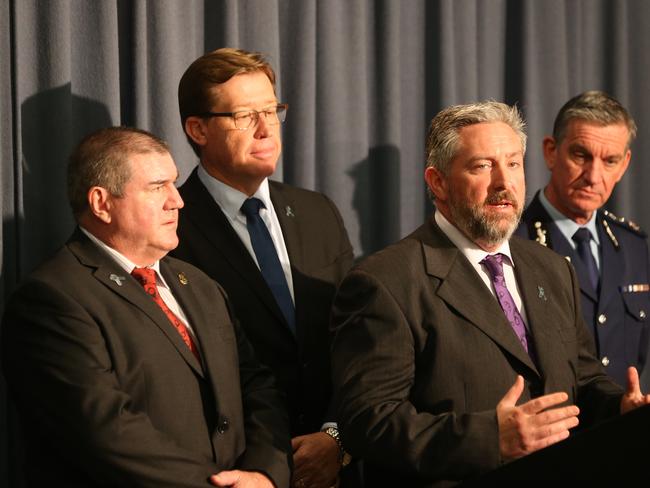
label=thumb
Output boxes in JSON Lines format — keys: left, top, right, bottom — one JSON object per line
{"left": 210, "top": 470, "right": 240, "bottom": 487}
{"left": 500, "top": 375, "right": 525, "bottom": 408}
{"left": 626, "top": 366, "right": 641, "bottom": 396}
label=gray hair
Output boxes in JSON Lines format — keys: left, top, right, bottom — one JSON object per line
{"left": 67, "top": 126, "right": 170, "bottom": 220}
{"left": 425, "top": 100, "right": 527, "bottom": 175}
{"left": 552, "top": 90, "right": 637, "bottom": 148}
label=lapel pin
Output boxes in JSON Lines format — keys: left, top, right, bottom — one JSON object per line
{"left": 538, "top": 286, "right": 547, "bottom": 301}
{"left": 109, "top": 274, "right": 126, "bottom": 286}
{"left": 178, "top": 272, "right": 189, "bottom": 285}
{"left": 285, "top": 205, "right": 295, "bottom": 217}
{"left": 534, "top": 221, "right": 547, "bottom": 247}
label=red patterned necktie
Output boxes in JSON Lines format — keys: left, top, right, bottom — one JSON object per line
{"left": 131, "top": 267, "right": 201, "bottom": 362}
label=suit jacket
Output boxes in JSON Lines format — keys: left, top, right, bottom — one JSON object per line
{"left": 2, "top": 229, "right": 291, "bottom": 488}
{"left": 516, "top": 191, "right": 650, "bottom": 387}
{"left": 172, "top": 169, "right": 354, "bottom": 436}
{"left": 330, "top": 216, "right": 624, "bottom": 487}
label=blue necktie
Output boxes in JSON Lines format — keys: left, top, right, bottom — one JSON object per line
{"left": 241, "top": 198, "right": 296, "bottom": 333}
{"left": 572, "top": 227, "right": 599, "bottom": 291}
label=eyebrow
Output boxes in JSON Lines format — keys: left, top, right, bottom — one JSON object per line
{"left": 229, "top": 100, "right": 279, "bottom": 111}
{"left": 468, "top": 151, "right": 523, "bottom": 162}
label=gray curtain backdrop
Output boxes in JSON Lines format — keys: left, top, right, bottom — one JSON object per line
{"left": 1, "top": 0, "right": 649, "bottom": 484}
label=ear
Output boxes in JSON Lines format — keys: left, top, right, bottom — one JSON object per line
{"left": 542, "top": 136, "right": 557, "bottom": 170}
{"left": 424, "top": 166, "right": 448, "bottom": 202}
{"left": 87, "top": 186, "right": 112, "bottom": 224}
{"left": 184, "top": 116, "right": 209, "bottom": 147}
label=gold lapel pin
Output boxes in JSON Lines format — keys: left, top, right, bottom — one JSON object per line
{"left": 178, "top": 272, "right": 188, "bottom": 285}
{"left": 285, "top": 205, "right": 295, "bottom": 217}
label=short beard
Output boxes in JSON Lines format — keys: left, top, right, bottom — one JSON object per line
{"left": 449, "top": 190, "right": 522, "bottom": 248}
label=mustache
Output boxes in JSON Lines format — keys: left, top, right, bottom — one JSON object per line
{"left": 484, "top": 190, "right": 519, "bottom": 206}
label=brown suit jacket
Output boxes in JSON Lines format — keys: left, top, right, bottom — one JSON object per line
{"left": 2, "top": 229, "right": 291, "bottom": 487}
{"left": 331, "top": 216, "right": 624, "bottom": 487}
{"left": 172, "top": 170, "right": 354, "bottom": 436}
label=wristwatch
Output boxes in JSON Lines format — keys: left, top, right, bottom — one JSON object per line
{"left": 322, "top": 426, "right": 352, "bottom": 467}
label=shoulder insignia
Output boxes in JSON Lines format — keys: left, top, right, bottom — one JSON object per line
{"left": 601, "top": 219, "right": 619, "bottom": 248}
{"left": 603, "top": 209, "right": 646, "bottom": 236}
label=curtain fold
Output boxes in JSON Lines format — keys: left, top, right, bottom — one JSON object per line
{"left": 2, "top": 1, "right": 650, "bottom": 485}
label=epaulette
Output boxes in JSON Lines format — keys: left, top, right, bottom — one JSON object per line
{"left": 602, "top": 210, "right": 647, "bottom": 238}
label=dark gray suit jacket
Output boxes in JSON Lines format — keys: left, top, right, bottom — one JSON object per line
{"left": 2, "top": 229, "right": 291, "bottom": 488}
{"left": 331, "top": 216, "right": 624, "bottom": 487}
{"left": 172, "top": 169, "right": 354, "bottom": 436}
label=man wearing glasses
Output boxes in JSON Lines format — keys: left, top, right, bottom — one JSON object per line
{"left": 174, "top": 48, "right": 355, "bottom": 488}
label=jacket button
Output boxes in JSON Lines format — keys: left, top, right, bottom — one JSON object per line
{"left": 217, "top": 418, "right": 229, "bottom": 434}
{"left": 601, "top": 356, "right": 610, "bottom": 367}
{"left": 597, "top": 314, "right": 607, "bottom": 325}
{"left": 640, "top": 310, "right": 647, "bottom": 319}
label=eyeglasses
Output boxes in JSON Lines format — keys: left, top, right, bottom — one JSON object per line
{"left": 199, "top": 104, "right": 288, "bottom": 130}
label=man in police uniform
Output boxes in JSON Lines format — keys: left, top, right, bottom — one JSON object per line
{"left": 517, "top": 90, "right": 650, "bottom": 388}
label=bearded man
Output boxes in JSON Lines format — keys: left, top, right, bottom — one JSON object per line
{"left": 329, "top": 101, "right": 650, "bottom": 487}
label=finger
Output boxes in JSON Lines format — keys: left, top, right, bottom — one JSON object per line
{"left": 530, "top": 404, "right": 580, "bottom": 427}
{"left": 500, "top": 375, "right": 525, "bottom": 408}
{"left": 531, "top": 412, "right": 580, "bottom": 441}
{"left": 211, "top": 470, "right": 240, "bottom": 486}
{"left": 528, "top": 426, "right": 572, "bottom": 451}
{"left": 626, "top": 366, "right": 641, "bottom": 396}
{"left": 519, "top": 391, "right": 569, "bottom": 415}
{"left": 291, "top": 435, "right": 305, "bottom": 451}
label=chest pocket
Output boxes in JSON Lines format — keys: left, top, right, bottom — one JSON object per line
{"left": 622, "top": 290, "right": 650, "bottom": 323}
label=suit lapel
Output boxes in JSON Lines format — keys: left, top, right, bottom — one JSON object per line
{"left": 69, "top": 230, "right": 204, "bottom": 376}
{"left": 525, "top": 195, "right": 598, "bottom": 302}
{"left": 270, "top": 181, "right": 305, "bottom": 271}
{"left": 597, "top": 214, "right": 623, "bottom": 310}
{"left": 180, "top": 171, "right": 292, "bottom": 332}
{"left": 510, "top": 241, "right": 559, "bottom": 380}
{"left": 423, "top": 220, "right": 538, "bottom": 374}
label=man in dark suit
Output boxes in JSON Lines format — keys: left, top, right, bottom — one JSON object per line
{"left": 330, "top": 101, "right": 650, "bottom": 487}
{"left": 2, "top": 127, "right": 291, "bottom": 488}
{"left": 516, "top": 91, "right": 650, "bottom": 388}
{"left": 172, "top": 48, "right": 355, "bottom": 488}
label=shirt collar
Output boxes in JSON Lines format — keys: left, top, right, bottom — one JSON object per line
{"left": 539, "top": 188, "right": 600, "bottom": 244}
{"left": 79, "top": 227, "right": 168, "bottom": 288}
{"left": 197, "top": 164, "right": 272, "bottom": 219}
{"left": 434, "top": 210, "right": 515, "bottom": 267}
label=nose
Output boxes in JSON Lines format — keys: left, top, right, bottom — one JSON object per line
{"left": 167, "top": 184, "right": 184, "bottom": 210}
{"left": 254, "top": 111, "right": 271, "bottom": 138}
{"left": 582, "top": 159, "right": 603, "bottom": 185}
{"left": 490, "top": 162, "right": 510, "bottom": 191}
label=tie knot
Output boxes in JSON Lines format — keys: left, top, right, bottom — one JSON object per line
{"left": 241, "top": 198, "right": 265, "bottom": 218}
{"left": 572, "top": 227, "right": 592, "bottom": 244}
{"left": 481, "top": 253, "right": 505, "bottom": 280}
{"left": 131, "top": 267, "right": 157, "bottom": 287}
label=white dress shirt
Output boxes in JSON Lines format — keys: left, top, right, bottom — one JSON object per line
{"left": 197, "top": 165, "right": 295, "bottom": 302}
{"left": 539, "top": 189, "right": 601, "bottom": 269}
{"left": 80, "top": 227, "right": 196, "bottom": 337}
{"left": 435, "top": 210, "right": 530, "bottom": 327}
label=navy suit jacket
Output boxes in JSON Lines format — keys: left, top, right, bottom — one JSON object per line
{"left": 172, "top": 169, "right": 354, "bottom": 436}
{"left": 516, "top": 191, "right": 650, "bottom": 387}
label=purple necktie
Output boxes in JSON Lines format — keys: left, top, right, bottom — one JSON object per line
{"left": 481, "top": 253, "right": 529, "bottom": 352}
